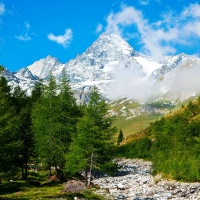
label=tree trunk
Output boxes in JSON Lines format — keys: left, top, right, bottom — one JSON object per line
{"left": 87, "top": 153, "right": 94, "bottom": 187}
{"left": 55, "top": 166, "right": 58, "bottom": 179}
{"left": 24, "top": 150, "right": 28, "bottom": 179}
{"left": 21, "top": 162, "right": 24, "bottom": 179}
{"left": 85, "top": 169, "right": 88, "bottom": 186}
{"left": 48, "top": 166, "right": 51, "bottom": 178}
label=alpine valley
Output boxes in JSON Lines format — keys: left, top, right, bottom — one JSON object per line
{"left": 2, "top": 32, "right": 200, "bottom": 135}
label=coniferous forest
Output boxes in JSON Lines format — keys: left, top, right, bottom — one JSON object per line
{"left": 0, "top": 67, "right": 116, "bottom": 187}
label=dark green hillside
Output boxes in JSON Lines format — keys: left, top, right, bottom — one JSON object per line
{"left": 117, "top": 97, "right": 200, "bottom": 182}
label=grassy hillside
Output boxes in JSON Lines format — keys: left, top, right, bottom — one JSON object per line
{"left": 115, "top": 96, "right": 200, "bottom": 182}
{"left": 109, "top": 98, "right": 174, "bottom": 140}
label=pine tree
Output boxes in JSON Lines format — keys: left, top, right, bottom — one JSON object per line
{"left": 117, "top": 130, "right": 123, "bottom": 145}
{"left": 32, "top": 72, "right": 58, "bottom": 176}
{"left": 32, "top": 71, "right": 79, "bottom": 177}
{"left": 0, "top": 75, "right": 21, "bottom": 177}
{"left": 31, "top": 79, "right": 43, "bottom": 103}
{"left": 11, "top": 86, "right": 34, "bottom": 179}
{"left": 66, "top": 86, "right": 116, "bottom": 186}
{"left": 56, "top": 70, "right": 80, "bottom": 170}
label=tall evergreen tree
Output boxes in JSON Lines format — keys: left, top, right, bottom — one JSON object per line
{"left": 117, "top": 130, "right": 123, "bottom": 145}
{"left": 11, "top": 86, "right": 34, "bottom": 179}
{"left": 56, "top": 70, "right": 80, "bottom": 170}
{"left": 32, "top": 71, "right": 78, "bottom": 177}
{"left": 32, "top": 72, "right": 58, "bottom": 176}
{"left": 31, "top": 79, "right": 43, "bottom": 103}
{"left": 66, "top": 86, "right": 116, "bottom": 186}
{"left": 0, "top": 74, "right": 21, "bottom": 177}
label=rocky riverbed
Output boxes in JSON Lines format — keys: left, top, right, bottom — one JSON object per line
{"left": 93, "top": 158, "right": 200, "bottom": 200}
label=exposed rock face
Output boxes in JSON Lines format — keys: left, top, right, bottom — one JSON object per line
{"left": 93, "top": 158, "right": 200, "bottom": 200}
{"left": 3, "top": 33, "right": 200, "bottom": 103}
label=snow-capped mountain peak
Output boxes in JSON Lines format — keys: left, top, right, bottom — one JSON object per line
{"left": 15, "top": 68, "right": 38, "bottom": 80}
{"left": 3, "top": 32, "right": 200, "bottom": 103}
{"left": 84, "top": 32, "right": 139, "bottom": 59}
{"left": 28, "top": 55, "right": 64, "bottom": 79}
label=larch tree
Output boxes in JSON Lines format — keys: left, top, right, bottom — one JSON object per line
{"left": 66, "top": 86, "right": 116, "bottom": 186}
{"left": 11, "top": 85, "right": 34, "bottom": 179}
{"left": 32, "top": 71, "right": 79, "bottom": 178}
{"left": 0, "top": 70, "right": 21, "bottom": 177}
{"left": 32, "top": 72, "right": 59, "bottom": 177}
{"left": 56, "top": 70, "right": 80, "bottom": 171}
{"left": 117, "top": 130, "right": 123, "bottom": 145}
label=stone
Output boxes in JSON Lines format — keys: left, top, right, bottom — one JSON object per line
{"left": 118, "top": 194, "right": 127, "bottom": 199}
{"left": 92, "top": 158, "right": 200, "bottom": 200}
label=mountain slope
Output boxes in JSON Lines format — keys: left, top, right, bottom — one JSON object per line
{"left": 28, "top": 55, "right": 65, "bottom": 79}
{"left": 2, "top": 32, "right": 200, "bottom": 103}
{"left": 1, "top": 68, "right": 38, "bottom": 94}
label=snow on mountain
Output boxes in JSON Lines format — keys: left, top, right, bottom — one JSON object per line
{"left": 155, "top": 56, "right": 200, "bottom": 102}
{"left": 1, "top": 68, "right": 19, "bottom": 83}
{"left": 28, "top": 55, "right": 65, "bottom": 79}
{"left": 3, "top": 32, "right": 200, "bottom": 103}
{"left": 150, "top": 53, "right": 199, "bottom": 79}
{"left": 134, "top": 56, "right": 163, "bottom": 77}
{"left": 15, "top": 68, "right": 38, "bottom": 80}
{"left": 1, "top": 68, "right": 39, "bottom": 95}
{"left": 61, "top": 33, "right": 145, "bottom": 93}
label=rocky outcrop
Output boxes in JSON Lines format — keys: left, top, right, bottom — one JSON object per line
{"left": 93, "top": 158, "right": 200, "bottom": 200}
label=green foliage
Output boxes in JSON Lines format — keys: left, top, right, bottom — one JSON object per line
{"left": 11, "top": 86, "right": 35, "bottom": 179}
{"left": 116, "top": 137, "right": 152, "bottom": 159}
{"left": 0, "top": 77, "right": 21, "bottom": 176}
{"left": 65, "top": 86, "right": 117, "bottom": 185}
{"left": 115, "top": 98, "right": 200, "bottom": 182}
{"left": 31, "top": 79, "right": 43, "bottom": 103}
{"left": 149, "top": 114, "right": 200, "bottom": 181}
{"left": 117, "top": 130, "right": 123, "bottom": 145}
{"left": 0, "top": 65, "right": 4, "bottom": 73}
{"left": 31, "top": 71, "right": 79, "bottom": 176}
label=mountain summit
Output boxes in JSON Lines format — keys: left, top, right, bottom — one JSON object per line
{"left": 2, "top": 32, "right": 200, "bottom": 102}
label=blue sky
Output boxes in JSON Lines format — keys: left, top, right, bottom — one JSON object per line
{"left": 0, "top": 0, "right": 200, "bottom": 71}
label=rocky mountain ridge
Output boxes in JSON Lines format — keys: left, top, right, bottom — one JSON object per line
{"left": 1, "top": 32, "right": 200, "bottom": 102}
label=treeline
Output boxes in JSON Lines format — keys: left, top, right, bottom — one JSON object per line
{"left": 0, "top": 67, "right": 116, "bottom": 186}
{"left": 117, "top": 98, "right": 200, "bottom": 182}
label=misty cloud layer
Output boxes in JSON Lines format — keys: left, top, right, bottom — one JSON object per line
{"left": 107, "top": 62, "right": 200, "bottom": 103}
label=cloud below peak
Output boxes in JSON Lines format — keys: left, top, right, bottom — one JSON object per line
{"left": 48, "top": 29, "right": 73, "bottom": 48}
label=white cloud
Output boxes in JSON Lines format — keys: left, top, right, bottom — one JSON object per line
{"left": 182, "top": 3, "right": 200, "bottom": 18}
{"left": 106, "top": 6, "right": 144, "bottom": 37}
{"left": 25, "top": 21, "right": 31, "bottom": 29}
{"left": 48, "top": 29, "right": 72, "bottom": 48}
{"left": 105, "top": 3, "right": 200, "bottom": 56}
{"left": 15, "top": 35, "right": 31, "bottom": 41}
{"left": 96, "top": 23, "right": 103, "bottom": 33}
{"left": 15, "top": 21, "right": 31, "bottom": 41}
{"left": 0, "top": 3, "right": 5, "bottom": 15}
{"left": 138, "top": 0, "right": 150, "bottom": 5}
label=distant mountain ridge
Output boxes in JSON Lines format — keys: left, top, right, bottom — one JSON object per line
{"left": 1, "top": 32, "right": 200, "bottom": 102}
